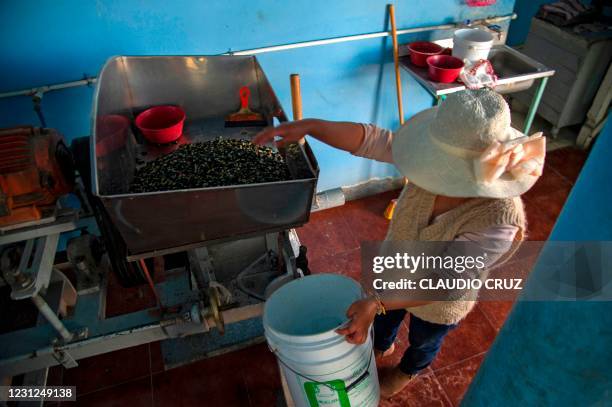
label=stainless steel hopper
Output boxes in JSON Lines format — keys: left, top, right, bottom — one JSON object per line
{"left": 91, "top": 55, "right": 319, "bottom": 257}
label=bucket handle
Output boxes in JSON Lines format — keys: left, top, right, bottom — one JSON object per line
{"left": 268, "top": 329, "right": 375, "bottom": 393}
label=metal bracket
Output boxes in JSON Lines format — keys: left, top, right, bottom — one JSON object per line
{"left": 279, "top": 231, "right": 298, "bottom": 279}
{"left": 8, "top": 234, "right": 59, "bottom": 300}
{"left": 52, "top": 348, "right": 78, "bottom": 369}
{"left": 50, "top": 326, "right": 88, "bottom": 346}
{"left": 188, "top": 246, "right": 216, "bottom": 291}
{"left": 73, "top": 327, "right": 89, "bottom": 341}
{"left": 287, "top": 229, "right": 301, "bottom": 258}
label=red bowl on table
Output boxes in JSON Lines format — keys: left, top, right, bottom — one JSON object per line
{"left": 408, "top": 41, "right": 444, "bottom": 67}
{"left": 426, "top": 55, "right": 464, "bottom": 83}
{"left": 135, "top": 105, "right": 186, "bottom": 144}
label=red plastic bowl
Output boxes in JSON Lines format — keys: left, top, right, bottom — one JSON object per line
{"left": 135, "top": 105, "right": 186, "bottom": 144}
{"left": 408, "top": 42, "right": 444, "bottom": 67}
{"left": 426, "top": 55, "right": 464, "bottom": 83}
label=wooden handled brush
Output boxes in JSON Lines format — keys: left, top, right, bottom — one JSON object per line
{"left": 225, "top": 86, "right": 268, "bottom": 127}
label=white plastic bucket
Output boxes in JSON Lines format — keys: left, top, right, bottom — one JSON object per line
{"left": 264, "top": 274, "right": 380, "bottom": 407}
{"left": 452, "top": 28, "right": 494, "bottom": 62}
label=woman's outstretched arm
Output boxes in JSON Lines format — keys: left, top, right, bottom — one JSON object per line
{"left": 253, "top": 118, "right": 365, "bottom": 153}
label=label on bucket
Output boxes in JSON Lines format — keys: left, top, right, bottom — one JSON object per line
{"left": 304, "top": 380, "right": 350, "bottom": 407}
{"left": 300, "top": 354, "right": 378, "bottom": 407}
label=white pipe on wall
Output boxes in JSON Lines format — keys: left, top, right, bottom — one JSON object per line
{"left": 0, "top": 13, "right": 516, "bottom": 100}
{"left": 0, "top": 77, "right": 97, "bottom": 99}
{"left": 231, "top": 13, "right": 515, "bottom": 56}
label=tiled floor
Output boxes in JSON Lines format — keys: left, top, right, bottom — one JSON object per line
{"left": 46, "top": 146, "right": 588, "bottom": 406}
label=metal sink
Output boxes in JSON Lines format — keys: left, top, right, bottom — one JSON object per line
{"left": 399, "top": 44, "right": 555, "bottom": 96}
{"left": 488, "top": 46, "right": 554, "bottom": 94}
{"left": 489, "top": 47, "right": 536, "bottom": 77}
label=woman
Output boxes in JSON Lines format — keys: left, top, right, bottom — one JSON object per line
{"left": 254, "top": 89, "right": 545, "bottom": 398}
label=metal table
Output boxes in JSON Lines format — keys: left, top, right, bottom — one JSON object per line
{"left": 400, "top": 44, "right": 555, "bottom": 135}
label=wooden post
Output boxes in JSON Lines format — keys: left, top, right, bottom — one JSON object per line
{"left": 290, "top": 74, "right": 303, "bottom": 121}
{"left": 386, "top": 4, "right": 406, "bottom": 219}
{"left": 389, "top": 4, "right": 404, "bottom": 125}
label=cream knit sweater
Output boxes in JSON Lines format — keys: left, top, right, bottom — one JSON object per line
{"left": 386, "top": 183, "right": 526, "bottom": 325}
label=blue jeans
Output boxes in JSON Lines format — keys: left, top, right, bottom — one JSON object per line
{"left": 373, "top": 309, "right": 457, "bottom": 375}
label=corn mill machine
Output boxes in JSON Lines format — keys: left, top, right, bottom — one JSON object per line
{"left": 0, "top": 56, "right": 319, "bottom": 383}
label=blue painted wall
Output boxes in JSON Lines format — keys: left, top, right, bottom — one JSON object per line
{"left": 0, "top": 0, "right": 516, "bottom": 192}
{"left": 506, "top": 0, "right": 551, "bottom": 45}
{"left": 463, "top": 115, "right": 612, "bottom": 406}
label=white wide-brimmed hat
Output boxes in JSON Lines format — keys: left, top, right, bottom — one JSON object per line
{"left": 392, "top": 89, "right": 546, "bottom": 198}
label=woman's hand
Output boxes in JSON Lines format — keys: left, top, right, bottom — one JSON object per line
{"left": 253, "top": 120, "right": 312, "bottom": 148}
{"left": 336, "top": 298, "right": 378, "bottom": 345}
{"left": 252, "top": 119, "right": 365, "bottom": 153}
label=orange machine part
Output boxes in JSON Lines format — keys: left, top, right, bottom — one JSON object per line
{"left": 0, "top": 126, "right": 73, "bottom": 227}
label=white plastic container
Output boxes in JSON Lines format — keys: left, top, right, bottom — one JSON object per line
{"left": 264, "top": 274, "right": 380, "bottom": 407}
{"left": 452, "top": 28, "right": 494, "bottom": 62}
